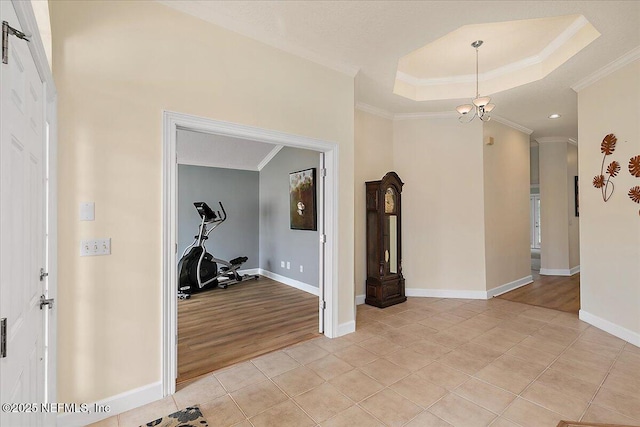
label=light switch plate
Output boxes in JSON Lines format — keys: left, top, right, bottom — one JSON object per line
{"left": 80, "top": 202, "right": 95, "bottom": 221}
{"left": 80, "top": 238, "right": 111, "bottom": 256}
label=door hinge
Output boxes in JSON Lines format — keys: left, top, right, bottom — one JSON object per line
{"left": 320, "top": 234, "right": 326, "bottom": 244}
{"left": 320, "top": 301, "right": 326, "bottom": 310}
{"left": 320, "top": 168, "right": 327, "bottom": 178}
{"left": 39, "top": 268, "right": 48, "bottom": 281}
{"left": 39, "top": 294, "right": 54, "bottom": 310}
{"left": 2, "top": 21, "right": 31, "bottom": 65}
{"left": 1, "top": 318, "right": 7, "bottom": 358}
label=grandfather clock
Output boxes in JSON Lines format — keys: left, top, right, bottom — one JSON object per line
{"left": 365, "top": 171, "right": 406, "bottom": 308}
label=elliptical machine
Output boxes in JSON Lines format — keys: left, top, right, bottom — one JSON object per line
{"left": 177, "top": 201, "right": 258, "bottom": 299}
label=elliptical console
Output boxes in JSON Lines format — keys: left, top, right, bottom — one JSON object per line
{"left": 177, "top": 202, "right": 258, "bottom": 298}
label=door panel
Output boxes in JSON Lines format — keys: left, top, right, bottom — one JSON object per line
{"left": 1, "top": 1, "right": 47, "bottom": 425}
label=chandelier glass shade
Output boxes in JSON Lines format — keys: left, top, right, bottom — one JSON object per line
{"left": 456, "top": 40, "right": 495, "bottom": 123}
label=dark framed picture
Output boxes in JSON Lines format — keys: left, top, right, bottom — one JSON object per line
{"left": 575, "top": 175, "right": 579, "bottom": 217}
{"left": 289, "top": 168, "right": 317, "bottom": 231}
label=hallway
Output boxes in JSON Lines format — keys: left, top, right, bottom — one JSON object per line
{"left": 498, "top": 273, "right": 580, "bottom": 314}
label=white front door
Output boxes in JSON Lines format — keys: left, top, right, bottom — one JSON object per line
{"left": 0, "top": 2, "right": 49, "bottom": 425}
{"left": 530, "top": 194, "right": 541, "bottom": 249}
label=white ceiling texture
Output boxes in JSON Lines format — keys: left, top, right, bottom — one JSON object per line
{"left": 161, "top": 1, "right": 640, "bottom": 142}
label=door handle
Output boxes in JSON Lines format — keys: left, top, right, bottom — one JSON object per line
{"left": 39, "top": 294, "right": 54, "bottom": 310}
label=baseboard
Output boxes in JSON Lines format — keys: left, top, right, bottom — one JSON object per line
{"left": 570, "top": 265, "right": 580, "bottom": 275}
{"left": 355, "top": 294, "right": 365, "bottom": 305}
{"left": 56, "top": 381, "right": 163, "bottom": 427}
{"left": 239, "top": 268, "right": 260, "bottom": 276}
{"left": 579, "top": 310, "right": 640, "bottom": 347}
{"left": 540, "top": 268, "right": 572, "bottom": 276}
{"left": 405, "top": 288, "right": 487, "bottom": 300}
{"left": 337, "top": 320, "right": 355, "bottom": 336}
{"left": 487, "top": 275, "right": 534, "bottom": 298}
{"left": 258, "top": 269, "right": 319, "bottom": 296}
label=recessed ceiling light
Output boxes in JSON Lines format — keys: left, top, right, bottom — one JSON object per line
{"left": 548, "top": 113, "right": 561, "bottom": 119}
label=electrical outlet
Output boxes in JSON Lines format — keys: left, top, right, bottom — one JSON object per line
{"left": 300, "top": 265, "right": 304, "bottom": 272}
{"left": 280, "top": 261, "right": 285, "bottom": 268}
{"left": 286, "top": 261, "right": 291, "bottom": 270}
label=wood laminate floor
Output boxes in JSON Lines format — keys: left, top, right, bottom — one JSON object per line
{"left": 498, "top": 272, "right": 580, "bottom": 313}
{"left": 177, "top": 275, "right": 319, "bottom": 384}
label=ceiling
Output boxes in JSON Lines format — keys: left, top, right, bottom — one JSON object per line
{"left": 159, "top": 1, "right": 640, "bottom": 140}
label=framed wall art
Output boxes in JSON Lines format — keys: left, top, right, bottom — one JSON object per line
{"left": 289, "top": 168, "right": 317, "bottom": 231}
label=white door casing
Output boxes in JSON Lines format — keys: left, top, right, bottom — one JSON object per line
{"left": 162, "top": 111, "right": 339, "bottom": 396}
{"left": 0, "top": 1, "right": 57, "bottom": 425}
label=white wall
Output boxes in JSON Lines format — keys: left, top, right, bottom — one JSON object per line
{"left": 354, "top": 110, "right": 394, "bottom": 298}
{"left": 567, "top": 144, "right": 580, "bottom": 269}
{"left": 51, "top": 0, "right": 354, "bottom": 404}
{"left": 483, "top": 121, "right": 531, "bottom": 291}
{"left": 393, "top": 118, "right": 487, "bottom": 293}
{"left": 578, "top": 58, "right": 640, "bottom": 343}
{"left": 539, "top": 140, "right": 571, "bottom": 272}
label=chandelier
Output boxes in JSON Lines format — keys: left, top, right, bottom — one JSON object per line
{"left": 456, "top": 40, "right": 495, "bottom": 123}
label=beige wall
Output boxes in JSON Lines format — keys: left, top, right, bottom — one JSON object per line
{"left": 51, "top": 1, "right": 355, "bottom": 403}
{"left": 393, "top": 118, "right": 487, "bottom": 292}
{"left": 539, "top": 141, "right": 571, "bottom": 271}
{"left": 482, "top": 121, "right": 531, "bottom": 291}
{"left": 567, "top": 144, "right": 580, "bottom": 269}
{"left": 530, "top": 145, "right": 540, "bottom": 187}
{"left": 354, "top": 110, "right": 394, "bottom": 297}
{"left": 578, "top": 59, "right": 640, "bottom": 337}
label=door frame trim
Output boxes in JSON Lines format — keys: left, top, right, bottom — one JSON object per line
{"left": 9, "top": 0, "right": 58, "bottom": 418}
{"left": 161, "top": 110, "right": 339, "bottom": 396}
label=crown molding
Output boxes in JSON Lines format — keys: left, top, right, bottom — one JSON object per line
{"left": 536, "top": 136, "right": 574, "bottom": 144}
{"left": 355, "top": 102, "right": 394, "bottom": 120}
{"left": 394, "top": 111, "right": 458, "bottom": 121}
{"left": 491, "top": 115, "right": 534, "bottom": 135}
{"left": 257, "top": 145, "right": 284, "bottom": 171}
{"left": 571, "top": 45, "right": 640, "bottom": 92}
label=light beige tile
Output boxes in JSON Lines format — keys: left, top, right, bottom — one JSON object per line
{"left": 425, "top": 331, "right": 470, "bottom": 349}
{"left": 230, "top": 421, "right": 252, "bottom": 427}
{"left": 489, "top": 417, "right": 521, "bottom": 427}
{"left": 580, "top": 327, "right": 627, "bottom": 348}
{"left": 252, "top": 351, "right": 300, "bottom": 378}
{"left": 471, "top": 328, "right": 527, "bottom": 353}
{"left": 385, "top": 330, "right": 424, "bottom": 347}
{"left": 404, "top": 411, "right": 453, "bottom": 427}
{"left": 549, "top": 357, "right": 608, "bottom": 386}
{"left": 454, "top": 378, "right": 516, "bottom": 414}
{"left": 384, "top": 348, "right": 432, "bottom": 371}
{"left": 199, "top": 395, "right": 246, "bottom": 427}
{"left": 320, "top": 406, "right": 385, "bottom": 427}
{"left": 284, "top": 341, "right": 329, "bottom": 365}
{"left": 359, "top": 358, "right": 410, "bottom": 386}
{"left": 395, "top": 308, "right": 433, "bottom": 322}
{"left": 602, "top": 368, "right": 640, "bottom": 398}
{"left": 548, "top": 312, "right": 590, "bottom": 331}
{"left": 313, "top": 336, "right": 354, "bottom": 353}
{"left": 443, "top": 324, "right": 484, "bottom": 341}
{"left": 505, "top": 343, "right": 557, "bottom": 367}
{"left": 390, "top": 373, "right": 448, "bottom": 408}
{"left": 415, "top": 362, "right": 469, "bottom": 390}
{"left": 306, "top": 354, "right": 354, "bottom": 380}
{"left": 592, "top": 385, "right": 640, "bottom": 420}
{"left": 328, "top": 369, "right": 384, "bottom": 402}
{"left": 86, "top": 416, "right": 118, "bottom": 427}
{"left": 173, "top": 374, "right": 227, "bottom": 408}
{"left": 410, "top": 340, "right": 452, "bottom": 359}
{"left": 474, "top": 355, "right": 545, "bottom": 394}
{"left": 419, "top": 314, "right": 461, "bottom": 331}
{"left": 357, "top": 336, "right": 403, "bottom": 356}
{"left": 345, "top": 326, "right": 379, "bottom": 343}
{"left": 230, "top": 380, "right": 288, "bottom": 418}
{"left": 532, "top": 324, "right": 581, "bottom": 346}
{"left": 359, "top": 389, "right": 423, "bottom": 427}
{"left": 333, "top": 344, "right": 377, "bottom": 367}
{"left": 399, "top": 323, "right": 439, "bottom": 339}
{"left": 215, "top": 362, "right": 268, "bottom": 393}
{"left": 501, "top": 398, "right": 564, "bottom": 427}
{"left": 437, "top": 342, "right": 502, "bottom": 375}
{"left": 518, "top": 335, "right": 567, "bottom": 356}
{"left": 521, "top": 381, "right": 589, "bottom": 420}
{"left": 294, "top": 383, "right": 354, "bottom": 423}
{"left": 613, "top": 349, "right": 640, "bottom": 376}
{"left": 428, "top": 393, "right": 497, "bottom": 427}
{"left": 378, "top": 314, "right": 416, "bottom": 328}
{"left": 570, "top": 338, "right": 621, "bottom": 361}
{"left": 272, "top": 366, "right": 325, "bottom": 397}
{"left": 249, "top": 399, "right": 314, "bottom": 427}
{"left": 118, "top": 396, "right": 178, "bottom": 427}
{"left": 559, "top": 347, "right": 615, "bottom": 373}
{"left": 625, "top": 343, "right": 640, "bottom": 354}
{"left": 518, "top": 306, "right": 559, "bottom": 322}
{"left": 581, "top": 403, "right": 640, "bottom": 425}
{"left": 535, "top": 368, "right": 599, "bottom": 402}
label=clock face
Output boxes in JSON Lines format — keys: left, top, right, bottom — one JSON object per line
{"left": 384, "top": 187, "right": 395, "bottom": 213}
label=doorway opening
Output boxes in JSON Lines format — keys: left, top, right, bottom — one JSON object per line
{"left": 162, "top": 111, "right": 339, "bottom": 395}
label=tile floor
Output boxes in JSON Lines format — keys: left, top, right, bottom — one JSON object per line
{"left": 90, "top": 297, "right": 640, "bottom": 427}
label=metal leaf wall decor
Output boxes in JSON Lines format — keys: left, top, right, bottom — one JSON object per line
{"left": 629, "top": 155, "right": 640, "bottom": 216}
{"left": 593, "top": 133, "right": 618, "bottom": 202}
